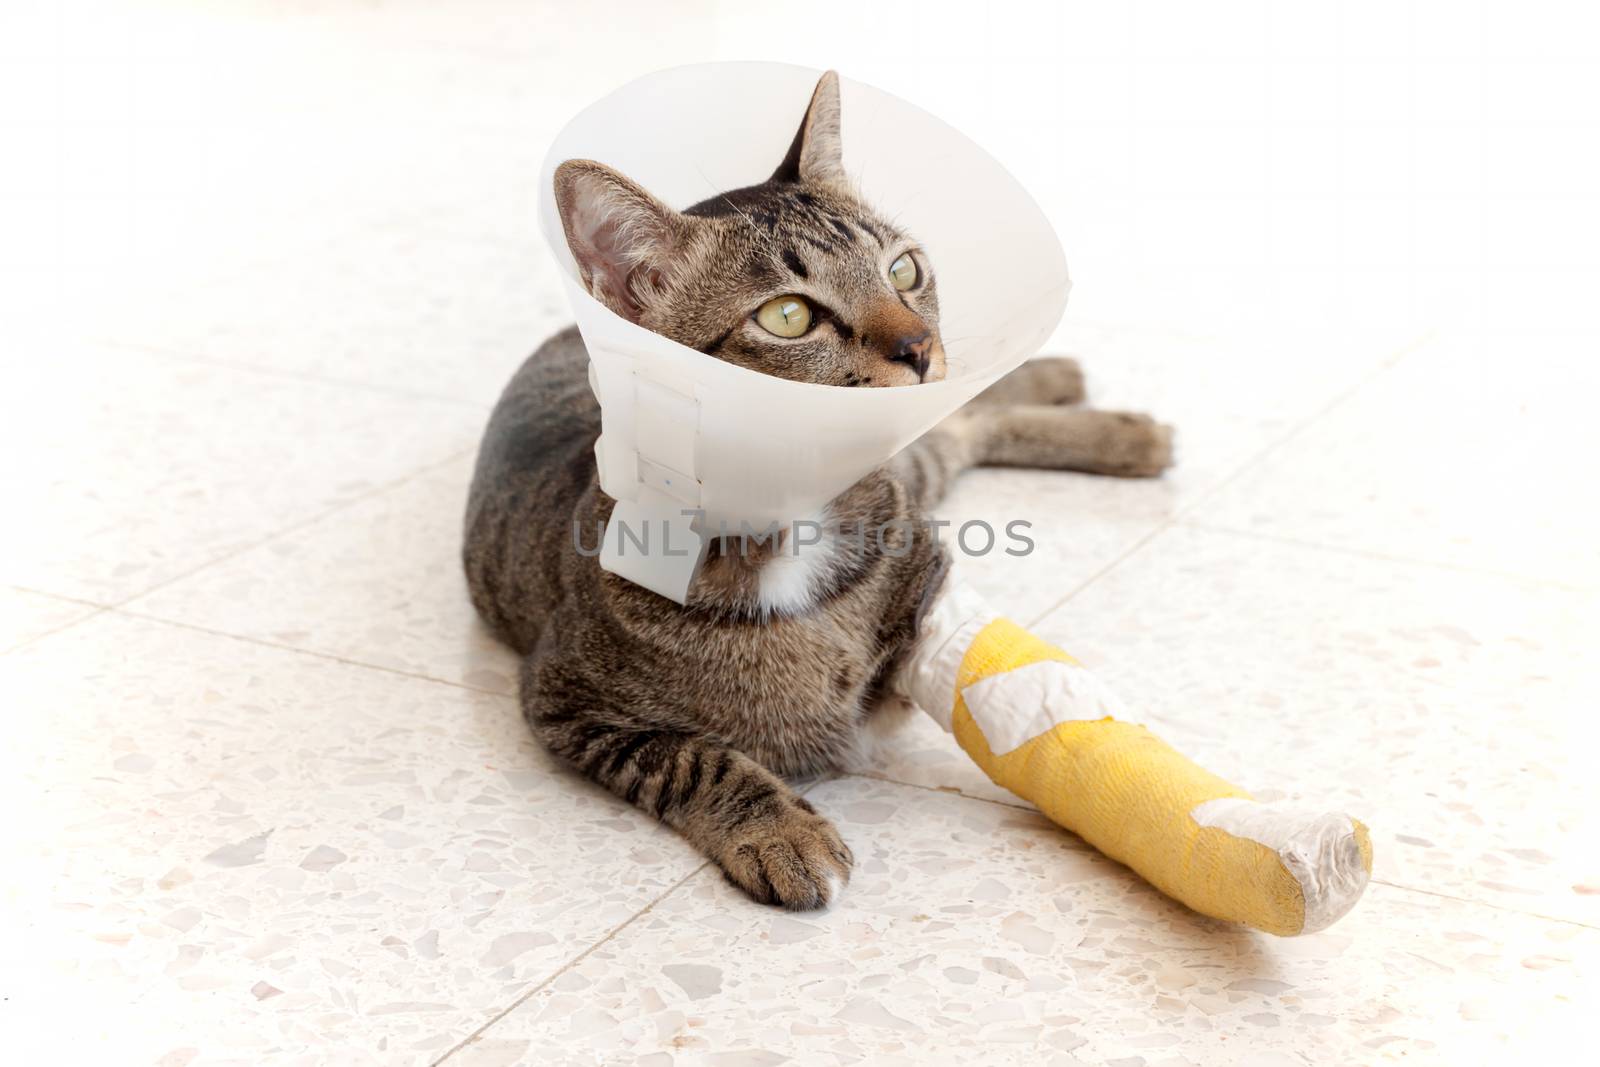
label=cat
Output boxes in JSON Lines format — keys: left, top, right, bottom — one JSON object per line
{"left": 463, "top": 71, "right": 1172, "bottom": 910}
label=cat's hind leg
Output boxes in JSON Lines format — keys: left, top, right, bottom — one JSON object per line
{"left": 901, "top": 403, "right": 1175, "bottom": 500}
{"left": 981, "top": 406, "right": 1174, "bottom": 478}
{"left": 959, "top": 357, "right": 1173, "bottom": 475}
{"left": 967, "top": 356, "right": 1086, "bottom": 407}
{"left": 521, "top": 655, "right": 853, "bottom": 910}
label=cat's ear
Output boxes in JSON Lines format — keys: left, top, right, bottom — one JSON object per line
{"left": 554, "top": 159, "right": 686, "bottom": 323}
{"left": 771, "top": 70, "right": 846, "bottom": 187}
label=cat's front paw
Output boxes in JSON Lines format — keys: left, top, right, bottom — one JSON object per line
{"left": 715, "top": 797, "right": 853, "bottom": 911}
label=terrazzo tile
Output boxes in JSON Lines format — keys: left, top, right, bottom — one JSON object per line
{"left": 862, "top": 708, "right": 1027, "bottom": 810}
{"left": 117, "top": 325, "right": 1405, "bottom": 679}
{"left": 868, "top": 524, "right": 1599, "bottom": 915}
{"left": 0, "top": 587, "right": 99, "bottom": 654}
{"left": 1, "top": 343, "right": 484, "bottom": 604}
{"left": 0, "top": 612, "right": 704, "bottom": 1064}
{"left": 127, "top": 455, "right": 518, "bottom": 695}
{"left": 869, "top": 324, "right": 1419, "bottom": 801}
{"left": 1015, "top": 524, "right": 1598, "bottom": 925}
{"left": 932, "top": 325, "right": 1414, "bottom": 622}
{"left": 102, "top": 221, "right": 572, "bottom": 405}
{"left": 12, "top": 5, "right": 1593, "bottom": 1063}
{"left": 453, "top": 775, "right": 1593, "bottom": 1066}
{"left": 120, "top": 322, "right": 1401, "bottom": 690}
{"left": 1194, "top": 331, "right": 1600, "bottom": 588}
{"left": 929, "top": 468, "right": 1177, "bottom": 627}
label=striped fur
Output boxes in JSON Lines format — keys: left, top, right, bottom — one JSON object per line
{"left": 462, "top": 73, "right": 1173, "bottom": 910}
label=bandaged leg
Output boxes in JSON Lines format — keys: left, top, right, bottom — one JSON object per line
{"left": 895, "top": 581, "right": 1372, "bottom": 936}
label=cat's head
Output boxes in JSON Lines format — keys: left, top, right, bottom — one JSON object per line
{"left": 553, "top": 71, "right": 945, "bottom": 388}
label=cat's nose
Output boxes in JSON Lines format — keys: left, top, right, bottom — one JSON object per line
{"left": 889, "top": 333, "right": 932, "bottom": 380}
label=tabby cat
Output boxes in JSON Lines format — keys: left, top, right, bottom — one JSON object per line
{"left": 464, "top": 72, "right": 1172, "bottom": 909}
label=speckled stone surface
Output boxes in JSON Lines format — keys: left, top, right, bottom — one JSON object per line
{"left": 1198, "top": 334, "right": 1600, "bottom": 590}
{"left": 1029, "top": 526, "right": 1600, "bottom": 926}
{"left": 935, "top": 324, "right": 1415, "bottom": 624}
{"left": 6, "top": 4, "right": 1595, "bottom": 1064}
{"left": 0, "top": 587, "right": 98, "bottom": 654}
{"left": 101, "top": 223, "right": 569, "bottom": 407}
{"left": 872, "top": 525, "right": 1600, "bottom": 928}
{"left": 3, "top": 342, "right": 485, "bottom": 605}
{"left": 126, "top": 457, "right": 520, "bottom": 697}
{"left": 450, "top": 777, "right": 1594, "bottom": 1067}
{"left": 3, "top": 612, "right": 703, "bottom": 1064}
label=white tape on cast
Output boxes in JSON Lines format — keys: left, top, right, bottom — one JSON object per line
{"left": 894, "top": 582, "right": 996, "bottom": 732}
{"left": 960, "top": 660, "right": 1127, "bottom": 755}
{"left": 1189, "top": 797, "right": 1371, "bottom": 934}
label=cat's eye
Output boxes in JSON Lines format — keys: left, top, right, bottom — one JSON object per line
{"left": 755, "top": 296, "right": 813, "bottom": 338}
{"left": 889, "top": 253, "right": 918, "bottom": 291}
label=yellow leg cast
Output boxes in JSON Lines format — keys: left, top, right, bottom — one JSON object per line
{"left": 897, "top": 582, "right": 1371, "bottom": 936}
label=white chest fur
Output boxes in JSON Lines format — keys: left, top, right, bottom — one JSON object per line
{"left": 755, "top": 507, "right": 842, "bottom": 617}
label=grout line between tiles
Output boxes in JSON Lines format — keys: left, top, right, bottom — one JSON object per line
{"left": 1004, "top": 326, "right": 1600, "bottom": 933}
{"left": 434, "top": 775, "right": 838, "bottom": 1061}
{"left": 1141, "top": 330, "right": 1433, "bottom": 521}
{"left": 110, "top": 607, "right": 518, "bottom": 700}
{"left": 853, "top": 777, "right": 1600, "bottom": 934}
{"left": 1024, "top": 330, "right": 1435, "bottom": 626}
{"left": 0, "top": 604, "right": 114, "bottom": 662}
{"left": 100, "top": 339, "right": 497, "bottom": 412}
{"left": 856, "top": 777, "right": 1600, "bottom": 932}
{"left": 3, "top": 584, "right": 109, "bottom": 610}
{"left": 847, "top": 773, "right": 1600, "bottom": 932}
{"left": 1023, "top": 523, "right": 1171, "bottom": 629}
{"left": 1372, "top": 878, "right": 1600, "bottom": 932}
{"left": 1179, "top": 519, "right": 1597, "bottom": 595}
{"left": 431, "top": 862, "right": 712, "bottom": 1066}
{"left": 73, "top": 211, "right": 400, "bottom": 351}
{"left": 110, "top": 446, "right": 477, "bottom": 612}
{"left": 845, "top": 770, "right": 1034, "bottom": 812}
{"left": 0, "top": 586, "right": 118, "bottom": 657}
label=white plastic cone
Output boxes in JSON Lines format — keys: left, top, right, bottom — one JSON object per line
{"left": 538, "top": 63, "right": 1071, "bottom": 603}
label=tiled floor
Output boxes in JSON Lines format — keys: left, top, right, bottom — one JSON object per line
{"left": 6, "top": 3, "right": 1596, "bottom": 1065}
